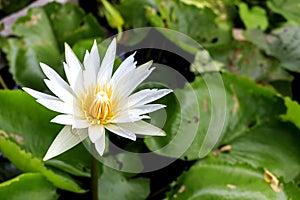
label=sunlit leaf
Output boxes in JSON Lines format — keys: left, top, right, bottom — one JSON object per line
{"left": 101, "top": 0, "right": 124, "bottom": 31}
{"left": 0, "top": 90, "right": 91, "bottom": 190}
{"left": 0, "top": 138, "right": 85, "bottom": 193}
{"left": 281, "top": 97, "right": 300, "bottom": 130}
{"left": 0, "top": 173, "right": 58, "bottom": 200}
{"left": 238, "top": 2, "right": 268, "bottom": 30}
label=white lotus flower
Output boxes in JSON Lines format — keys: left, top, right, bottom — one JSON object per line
{"left": 23, "top": 38, "right": 172, "bottom": 161}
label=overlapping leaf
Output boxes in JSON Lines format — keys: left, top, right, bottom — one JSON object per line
{"left": 267, "top": 0, "right": 300, "bottom": 24}
{"left": 208, "top": 40, "right": 293, "bottom": 83}
{"left": 116, "top": 0, "right": 232, "bottom": 47}
{"left": 167, "top": 160, "right": 300, "bottom": 199}
{"left": 99, "top": 166, "right": 150, "bottom": 200}
{"left": 145, "top": 72, "right": 286, "bottom": 160}
{"left": 0, "top": 90, "right": 90, "bottom": 192}
{"left": 245, "top": 26, "right": 300, "bottom": 73}
{"left": 0, "top": 173, "right": 58, "bottom": 200}
{"left": 217, "top": 121, "right": 300, "bottom": 182}
{"left": 0, "top": 2, "right": 104, "bottom": 91}
{"left": 98, "top": 153, "right": 150, "bottom": 200}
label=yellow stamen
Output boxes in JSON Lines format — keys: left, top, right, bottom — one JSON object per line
{"left": 82, "top": 85, "right": 113, "bottom": 124}
{"left": 89, "top": 91, "right": 112, "bottom": 122}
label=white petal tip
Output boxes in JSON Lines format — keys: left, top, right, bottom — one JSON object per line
{"left": 130, "top": 135, "right": 137, "bottom": 141}
{"left": 145, "top": 130, "right": 166, "bottom": 137}
{"left": 131, "top": 51, "right": 137, "bottom": 57}
{"left": 42, "top": 148, "right": 59, "bottom": 161}
{"left": 98, "top": 150, "right": 103, "bottom": 156}
{"left": 41, "top": 126, "right": 88, "bottom": 162}
{"left": 93, "top": 40, "right": 98, "bottom": 47}
{"left": 22, "top": 87, "right": 30, "bottom": 93}
{"left": 157, "top": 130, "right": 167, "bottom": 136}
{"left": 64, "top": 42, "right": 71, "bottom": 49}
{"left": 42, "top": 157, "right": 48, "bottom": 161}
{"left": 42, "top": 154, "right": 52, "bottom": 161}
{"left": 98, "top": 149, "right": 104, "bottom": 156}
{"left": 141, "top": 115, "right": 151, "bottom": 119}
{"left": 40, "top": 62, "right": 48, "bottom": 69}
{"left": 165, "top": 89, "right": 173, "bottom": 94}
{"left": 142, "top": 60, "right": 153, "bottom": 68}
{"left": 94, "top": 134, "right": 106, "bottom": 156}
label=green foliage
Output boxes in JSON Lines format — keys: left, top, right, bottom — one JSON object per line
{"left": 0, "top": 90, "right": 60, "bottom": 157}
{"left": 145, "top": 72, "right": 286, "bottom": 160}
{"left": 0, "top": 139, "right": 85, "bottom": 193}
{"left": 245, "top": 25, "right": 300, "bottom": 73}
{"left": 218, "top": 121, "right": 300, "bottom": 182}
{"left": 0, "top": 173, "right": 58, "bottom": 200}
{"left": 167, "top": 1, "right": 232, "bottom": 46}
{"left": 1, "top": 2, "right": 104, "bottom": 91}
{"left": 117, "top": 0, "right": 232, "bottom": 47}
{"left": 99, "top": 166, "right": 150, "bottom": 200}
{"left": 116, "top": 0, "right": 153, "bottom": 28}
{"left": 0, "top": 0, "right": 32, "bottom": 18}
{"left": 281, "top": 97, "right": 300, "bottom": 130}
{"left": 167, "top": 160, "right": 300, "bottom": 199}
{"left": 95, "top": 153, "right": 150, "bottom": 199}
{"left": 238, "top": 2, "right": 268, "bottom": 30}
{"left": 267, "top": 0, "right": 300, "bottom": 24}
{"left": 208, "top": 41, "right": 293, "bottom": 83}
{"left": 101, "top": 0, "right": 124, "bottom": 31}
{"left": 1, "top": 0, "right": 300, "bottom": 199}
{"left": 0, "top": 90, "right": 89, "bottom": 192}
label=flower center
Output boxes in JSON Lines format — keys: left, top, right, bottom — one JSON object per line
{"left": 81, "top": 85, "right": 114, "bottom": 125}
{"left": 88, "top": 91, "right": 112, "bottom": 124}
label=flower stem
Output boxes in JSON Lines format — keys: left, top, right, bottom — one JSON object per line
{"left": 0, "top": 74, "right": 8, "bottom": 89}
{"left": 117, "top": 26, "right": 123, "bottom": 41}
{"left": 91, "top": 146, "right": 99, "bottom": 200}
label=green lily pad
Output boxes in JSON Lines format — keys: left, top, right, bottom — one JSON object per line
{"left": 267, "top": 0, "right": 300, "bottom": 24}
{"left": 217, "top": 121, "right": 300, "bottom": 182}
{"left": 145, "top": 72, "right": 286, "bottom": 160}
{"left": 244, "top": 26, "right": 300, "bottom": 73}
{"left": 0, "top": 90, "right": 91, "bottom": 191}
{"left": 99, "top": 165, "right": 150, "bottom": 200}
{"left": 0, "top": 138, "right": 85, "bottom": 193}
{"left": 0, "top": 173, "right": 58, "bottom": 200}
{"left": 208, "top": 40, "right": 293, "bottom": 83}
{"left": 1, "top": 2, "right": 104, "bottom": 91}
{"left": 167, "top": 160, "right": 300, "bottom": 199}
